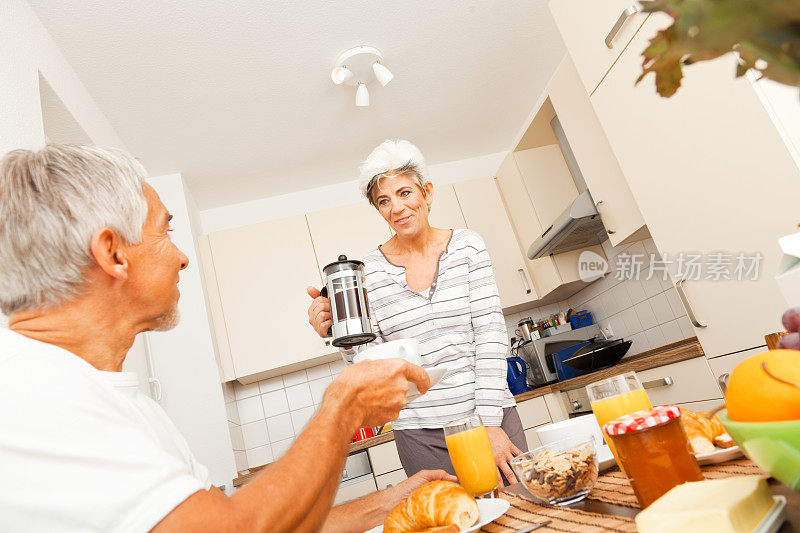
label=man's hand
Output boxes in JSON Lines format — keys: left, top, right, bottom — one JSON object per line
{"left": 307, "top": 286, "right": 332, "bottom": 338}
{"left": 389, "top": 470, "right": 458, "bottom": 503}
{"left": 486, "top": 426, "right": 522, "bottom": 487}
{"left": 324, "top": 359, "right": 431, "bottom": 427}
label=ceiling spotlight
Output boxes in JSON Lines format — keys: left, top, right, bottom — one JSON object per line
{"left": 372, "top": 62, "right": 394, "bottom": 86}
{"left": 355, "top": 83, "right": 369, "bottom": 107}
{"left": 330, "top": 66, "right": 353, "bottom": 85}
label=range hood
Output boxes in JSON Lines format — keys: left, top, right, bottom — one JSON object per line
{"left": 526, "top": 116, "right": 606, "bottom": 260}
{"left": 527, "top": 190, "right": 605, "bottom": 259}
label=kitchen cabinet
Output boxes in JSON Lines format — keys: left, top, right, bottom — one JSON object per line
{"left": 589, "top": 13, "right": 800, "bottom": 357}
{"left": 428, "top": 183, "right": 468, "bottom": 230}
{"left": 637, "top": 357, "right": 722, "bottom": 406}
{"left": 334, "top": 476, "right": 377, "bottom": 505}
{"left": 523, "top": 428, "right": 543, "bottom": 450}
{"left": 209, "top": 215, "right": 335, "bottom": 383}
{"left": 368, "top": 441, "right": 404, "bottom": 476}
{"left": 513, "top": 145, "right": 579, "bottom": 231}
{"left": 495, "top": 153, "right": 562, "bottom": 298}
{"left": 375, "top": 469, "right": 408, "bottom": 491}
{"left": 452, "top": 177, "right": 539, "bottom": 309}
{"left": 548, "top": 0, "right": 648, "bottom": 96}
{"left": 547, "top": 55, "right": 648, "bottom": 247}
{"left": 197, "top": 235, "right": 235, "bottom": 382}
{"left": 306, "top": 202, "right": 391, "bottom": 272}
{"left": 516, "top": 396, "right": 551, "bottom": 430}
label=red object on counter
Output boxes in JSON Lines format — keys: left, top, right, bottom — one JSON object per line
{"left": 351, "top": 427, "right": 375, "bottom": 442}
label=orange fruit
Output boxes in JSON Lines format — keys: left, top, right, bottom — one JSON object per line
{"left": 725, "top": 349, "right": 800, "bottom": 422}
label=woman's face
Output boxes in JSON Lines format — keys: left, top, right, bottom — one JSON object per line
{"left": 372, "top": 174, "right": 433, "bottom": 238}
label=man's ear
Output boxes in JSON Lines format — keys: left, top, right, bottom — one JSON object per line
{"left": 90, "top": 228, "right": 128, "bottom": 281}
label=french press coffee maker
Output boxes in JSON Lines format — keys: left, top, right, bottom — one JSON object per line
{"left": 321, "top": 255, "right": 376, "bottom": 348}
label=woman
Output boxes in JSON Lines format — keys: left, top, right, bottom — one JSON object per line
{"left": 307, "top": 140, "right": 526, "bottom": 485}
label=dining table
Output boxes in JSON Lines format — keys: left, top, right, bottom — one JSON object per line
{"left": 481, "top": 458, "right": 799, "bottom": 532}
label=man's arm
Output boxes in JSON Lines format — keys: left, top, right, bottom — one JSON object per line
{"left": 321, "top": 470, "right": 457, "bottom": 533}
{"left": 153, "top": 359, "right": 430, "bottom": 533}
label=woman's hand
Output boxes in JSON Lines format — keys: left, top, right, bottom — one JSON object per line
{"left": 307, "top": 286, "right": 332, "bottom": 338}
{"left": 485, "top": 426, "right": 522, "bottom": 487}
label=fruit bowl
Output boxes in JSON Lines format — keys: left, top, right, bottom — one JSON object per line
{"left": 719, "top": 409, "right": 800, "bottom": 491}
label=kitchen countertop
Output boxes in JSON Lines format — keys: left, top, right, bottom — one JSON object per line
{"left": 233, "top": 337, "right": 703, "bottom": 487}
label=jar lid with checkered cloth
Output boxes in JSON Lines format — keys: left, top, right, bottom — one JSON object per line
{"left": 603, "top": 405, "right": 682, "bottom": 436}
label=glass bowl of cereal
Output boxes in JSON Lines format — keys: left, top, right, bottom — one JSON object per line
{"left": 510, "top": 436, "right": 599, "bottom": 506}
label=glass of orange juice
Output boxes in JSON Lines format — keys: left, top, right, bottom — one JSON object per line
{"left": 586, "top": 372, "right": 652, "bottom": 471}
{"left": 444, "top": 414, "right": 498, "bottom": 497}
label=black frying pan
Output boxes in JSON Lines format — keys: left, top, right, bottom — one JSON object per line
{"left": 562, "top": 339, "right": 632, "bottom": 372}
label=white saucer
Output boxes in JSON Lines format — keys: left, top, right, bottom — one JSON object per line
{"left": 407, "top": 367, "right": 447, "bottom": 400}
{"left": 363, "top": 497, "right": 510, "bottom": 533}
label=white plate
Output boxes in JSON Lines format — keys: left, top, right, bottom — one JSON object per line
{"left": 754, "top": 495, "right": 787, "bottom": 533}
{"left": 695, "top": 445, "right": 744, "bottom": 465}
{"left": 363, "top": 497, "right": 510, "bottom": 533}
{"left": 407, "top": 367, "right": 447, "bottom": 400}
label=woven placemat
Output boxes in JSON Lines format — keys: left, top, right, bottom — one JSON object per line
{"left": 587, "top": 458, "right": 767, "bottom": 508}
{"left": 480, "top": 491, "right": 637, "bottom": 533}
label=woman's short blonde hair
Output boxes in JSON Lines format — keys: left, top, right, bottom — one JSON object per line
{"left": 359, "top": 140, "right": 430, "bottom": 207}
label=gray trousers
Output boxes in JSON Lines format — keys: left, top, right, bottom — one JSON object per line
{"left": 393, "top": 407, "right": 528, "bottom": 482}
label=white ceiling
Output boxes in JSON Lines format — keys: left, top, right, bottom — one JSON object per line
{"left": 28, "top": 1, "right": 565, "bottom": 210}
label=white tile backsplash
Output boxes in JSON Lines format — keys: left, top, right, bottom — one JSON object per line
{"left": 246, "top": 444, "right": 273, "bottom": 468}
{"left": 309, "top": 376, "right": 333, "bottom": 405}
{"left": 290, "top": 406, "right": 315, "bottom": 432}
{"left": 271, "top": 438, "right": 294, "bottom": 460}
{"left": 258, "top": 376, "right": 284, "bottom": 393}
{"left": 565, "top": 238, "right": 695, "bottom": 357}
{"left": 282, "top": 369, "right": 308, "bottom": 387}
{"left": 266, "top": 413, "right": 295, "bottom": 442}
{"left": 261, "top": 389, "right": 290, "bottom": 417}
{"left": 329, "top": 359, "right": 346, "bottom": 376}
{"left": 241, "top": 420, "right": 269, "bottom": 449}
{"left": 284, "top": 383, "right": 313, "bottom": 410}
{"left": 228, "top": 422, "right": 244, "bottom": 451}
{"left": 237, "top": 395, "right": 265, "bottom": 425}
{"left": 233, "top": 381, "right": 261, "bottom": 400}
{"left": 305, "top": 363, "right": 332, "bottom": 381}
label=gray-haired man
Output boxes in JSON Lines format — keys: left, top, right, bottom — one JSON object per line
{"left": 0, "top": 144, "right": 452, "bottom": 532}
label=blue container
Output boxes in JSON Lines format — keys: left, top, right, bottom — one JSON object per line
{"left": 568, "top": 311, "right": 593, "bottom": 330}
{"left": 551, "top": 341, "right": 591, "bottom": 381}
{"left": 506, "top": 356, "right": 530, "bottom": 395}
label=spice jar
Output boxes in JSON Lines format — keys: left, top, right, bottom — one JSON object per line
{"left": 603, "top": 405, "right": 703, "bottom": 508}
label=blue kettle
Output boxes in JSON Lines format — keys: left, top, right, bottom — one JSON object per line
{"left": 506, "top": 356, "right": 530, "bottom": 395}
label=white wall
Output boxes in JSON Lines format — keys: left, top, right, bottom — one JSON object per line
{"left": 0, "top": 0, "right": 126, "bottom": 327}
{"left": 200, "top": 151, "right": 506, "bottom": 234}
{"left": 141, "top": 173, "right": 237, "bottom": 487}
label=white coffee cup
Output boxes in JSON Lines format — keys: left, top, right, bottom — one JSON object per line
{"left": 352, "top": 338, "right": 422, "bottom": 367}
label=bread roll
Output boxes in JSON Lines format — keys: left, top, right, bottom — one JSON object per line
{"left": 680, "top": 409, "right": 727, "bottom": 454}
{"left": 383, "top": 480, "right": 479, "bottom": 533}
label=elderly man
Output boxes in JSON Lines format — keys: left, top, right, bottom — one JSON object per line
{"left": 0, "top": 144, "right": 453, "bottom": 532}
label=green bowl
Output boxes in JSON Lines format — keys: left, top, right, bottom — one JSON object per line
{"left": 719, "top": 409, "right": 800, "bottom": 491}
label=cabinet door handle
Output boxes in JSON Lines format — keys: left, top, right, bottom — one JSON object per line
{"left": 675, "top": 277, "right": 708, "bottom": 328}
{"left": 518, "top": 269, "right": 532, "bottom": 294}
{"left": 642, "top": 376, "right": 674, "bottom": 389}
{"left": 605, "top": 5, "right": 639, "bottom": 48}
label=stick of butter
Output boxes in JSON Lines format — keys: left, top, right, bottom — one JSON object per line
{"left": 635, "top": 476, "right": 774, "bottom": 533}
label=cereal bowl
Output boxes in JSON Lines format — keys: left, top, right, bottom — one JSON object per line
{"left": 510, "top": 436, "right": 598, "bottom": 506}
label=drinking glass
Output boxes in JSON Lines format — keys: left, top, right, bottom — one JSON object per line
{"left": 444, "top": 414, "right": 498, "bottom": 497}
{"left": 586, "top": 372, "right": 652, "bottom": 470}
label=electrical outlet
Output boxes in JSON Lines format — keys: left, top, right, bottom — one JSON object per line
{"left": 601, "top": 324, "right": 614, "bottom": 339}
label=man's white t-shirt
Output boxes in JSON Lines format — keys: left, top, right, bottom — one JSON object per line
{"left": 0, "top": 328, "right": 212, "bottom": 532}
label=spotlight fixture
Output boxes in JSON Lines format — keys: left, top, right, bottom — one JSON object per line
{"left": 355, "top": 83, "right": 369, "bottom": 107}
{"left": 330, "top": 45, "right": 393, "bottom": 106}
{"left": 372, "top": 62, "right": 393, "bottom": 86}
{"left": 330, "top": 66, "right": 353, "bottom": 85}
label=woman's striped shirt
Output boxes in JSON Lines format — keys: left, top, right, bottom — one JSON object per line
{"left": 342, "top": 229, "right": 515, "bottom": 430}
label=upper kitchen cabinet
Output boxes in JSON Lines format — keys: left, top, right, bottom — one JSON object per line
{"left": 513, "top": 144, "right": 578, "bottom": 229}
{"left": 452, "top": 177, "right": 539, "bottom": 310}
{"left": 548, "top": 54, "right": 648, "bottom": 247}
{"left": 494, "top": 153, "right": 562, "bottom": 298}
{"left": 428, "top": 183, "right": 468, "bottom": 230}
{"left": 589, "top": 13, "right": 800, "bottom": 357}
{"left": 209, "top": 215, "right": 335, "bottom": 383}
{"left": 548, "top": 0, "right": 648, "bottom": 96}
{"left": 306, "top": 202, "right": 391, "bottom": 273}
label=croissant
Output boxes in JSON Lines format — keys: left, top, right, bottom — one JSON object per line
{"left": 383, "top": 481, "right": 479, "bottom": 533}
{"left": 680, "top": 408, "right": 733, "bottom": 454}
